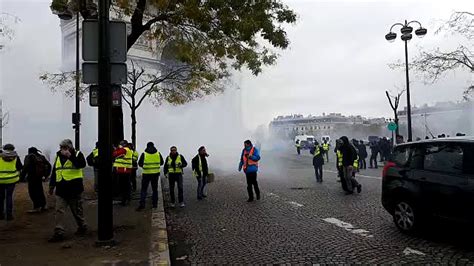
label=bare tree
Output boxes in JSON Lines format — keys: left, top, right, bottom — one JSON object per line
{"left": 1, "top": 111, "right": 9, "bottom": 129}
{"left": 385, "top": 87, "right": 405, "bottom": 136}
{"left": 410, "top": 11, "right": 473, "bottom": 97}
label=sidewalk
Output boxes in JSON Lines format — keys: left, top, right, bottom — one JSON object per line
{"left": 0, "top": 170, "right": 170, "bottom": 266}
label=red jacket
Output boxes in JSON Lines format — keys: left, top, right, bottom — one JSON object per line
{"left": 113, "top": 147, "right": 131, "bottom": 174}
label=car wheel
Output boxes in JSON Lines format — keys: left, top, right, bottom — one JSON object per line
{"left": 393, "top": 200, "right": 418, "bottom": 233}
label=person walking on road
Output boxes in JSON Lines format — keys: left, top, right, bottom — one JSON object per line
{"left": 295, "top": 140, "right": 301, "bottom": 155}
{"left": 129, "top": 143, "right": 139, "bottom": 192}
{"left": 369, "top": 140, "right": 378, "bottom": 169}
{"left": 21, "top": 147, "right": 51, "bottom": 213}
{"left": 136, "top": 142, "right": 164, "bottom": 211}
{"left": 192, "top": 146, "right": 209, "bottom": 200}
{"left": 113, "top": 140, "right": 133, "bottom": 206}
{"left": 322, "top": 140, "right": 330, "bottom": 162}
{"left": 0, "top": 144, "right": 23, "bottom": 221}
{"left": 48, "top": 139, "right": 87, "bottom": 242}
{"left": 339, "top": 136, "right": 362, "bottom": 195}
{"left": 164, "top": 146, "right": 188, "bottom": 208}
{"left": 311, "top": 141, "right": 324, "bottom": 183}
{"left": 86, "top": 142, "right": 99, "bottom": 192}
{"left": 358, "top": 140, "right": 367, "bottom": 170}
{"left": 238, "top": 140, "right": 261, "bottom": 202}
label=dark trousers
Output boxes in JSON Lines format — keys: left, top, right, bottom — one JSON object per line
{"left": 245, "top": 172, "right": 260, "bottom": 200}
{"left": 118, "top": 173, "right": 131, "bottom": 204}
{"left": 370, "top": 154, "right": 378, "bottom": 168}
{"left": 323, "top": 151, "right": 329, "bottom": 162}
{"left": 296, "top": 147, "right": 301, "bottom": 155}
{"left": 196, "top": 176, "right": 207, "bottom": 199}
{"left": 314, "top": 164, "right": 323, "bottom": 182}
{"left": 359, "top": 159, "right": 367, "bottom": 169}
{"left": 140, "top": 173, "right": 159, "bottom": 207}
{"left": 28, "top": 177, "right": 46, "bottom": 209}
{"left": 0, "top": 183, "right": 15, "bottom": 217}
{"left": 131, "top": 169, "right": 137, "bottom": 191}
{"left": 168, "top": 174, "right": 184, "bottom": 204}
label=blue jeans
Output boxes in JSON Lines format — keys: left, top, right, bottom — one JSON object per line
{"left": 140, "top": 174, "right": 159, "bottom": 207}
{"left": 0, "top": 183, "right": 16, "bottom": 217}
{"left": 196, "top": 176, "right": 207, "bottom": 199}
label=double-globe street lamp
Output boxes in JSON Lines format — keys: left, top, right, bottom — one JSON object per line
{"left": 51, "top": 0, "right": 97, "bottom": 150}
{"left": 385, "top": 20, "right": 427, "bottom": 142}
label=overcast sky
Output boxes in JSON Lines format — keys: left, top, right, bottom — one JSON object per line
{"left": 0, "top": 0, "right": 473, "bottom": 156}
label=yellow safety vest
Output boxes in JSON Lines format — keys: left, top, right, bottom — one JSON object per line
{"left": 313, "top": 146, "right": 321, "bottom": 157}
{"left": 142, "top": 152, "right": 161, "bottom": 174}
{"left": 353, "top": 154, "right": 359, "bottom": 168}
{"left": 113, "top": 147, "right": 133, "bottom": 169}
{"left": 336, "top": 150, "right": 343, "bottom": 167}
{"left": 132, "top": 151, "right": 139, "bottom": 162}
{"left": 193, "top": 155, "right": 203, "bottom": 177}
{"left": 55, "top": 151, "right": 84, "bottom": 182}
{"left": 92, "top": 148, "right": 99, "bottom": 158}
{"left": 167, "top": 155, "right": 183, "bottom": 174}
{"left": 322, "top": 143, "right": 329, "bottom": 151}
{"left": 0, "top": 157, "right": 19, "bottom": 184}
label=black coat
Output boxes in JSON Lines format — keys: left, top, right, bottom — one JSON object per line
{"left": 191, "top": 154, "right": 209, "bottom": 178}
{"left": 311, "top": 146, "right": 324, "bottom": 166}
{"left": 358, "top": 144, "right": 368, "bottom": 159}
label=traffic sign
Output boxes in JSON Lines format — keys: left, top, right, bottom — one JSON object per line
{"left": 82, "top": 20, "right": 127, "bottom": 63}
{"left": 82, "top": 62, "right": 127, "bottom": 84}
{"left": 89, "top": 85, "right": 122, "bottom": 107}
{"left": 89, "top": 85, "right": 99, "bottom": 107}
{"left": 387, "top": 122, "right": 398, "bottom": 132}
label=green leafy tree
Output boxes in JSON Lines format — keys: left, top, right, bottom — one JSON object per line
{"left": 48, "top": 0, "right": 297, "bottom": 144}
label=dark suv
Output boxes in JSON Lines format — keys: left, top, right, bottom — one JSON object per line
{"left": 382, "top": 137, "right": 474, "bottom": 233}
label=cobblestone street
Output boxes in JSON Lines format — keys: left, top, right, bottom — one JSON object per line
{"left": 164, "top": 151, "right": 474, "bottom": 265}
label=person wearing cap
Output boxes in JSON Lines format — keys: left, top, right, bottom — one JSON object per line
{"left": 21, "top": 147, "right": 51, "bottom": 213}
{"left": 48, "top": 139, "right": 87, "bottom": 242}
{"left": 113, "top": 140, "right": 133, "bottom": 206}
{"left": 192, "top": 146, "right": 209, "bottom": 200}
{"left": 136, "top": 142, "right": 164, "bottom": 211}
{"left": 0, "top": 144, "right": 23, "bottom": 221}
{"left": 164, "top": 146, "right": 188, "bottom": 208}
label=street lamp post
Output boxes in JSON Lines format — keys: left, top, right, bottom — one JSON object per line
{"left": 74, "top": 7, "right": 80, "bottom": 150}
{"left": 385, "top": 20, "right": 427, "bottom": 142}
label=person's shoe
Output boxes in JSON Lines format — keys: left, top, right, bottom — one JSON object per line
{"left": 345, "top": 191, "right": 354, "bottom": 195}
{"left": 136, "top": 205, "right": 145, "bottom": 211}
{"left": 169, "top": 203, "right": 175, "bottom": 208}
{"left": 48, "top": 234, "right": 65, "bottom": 243}
{"left": 357, "top": 184, "right": 362, "bottom": 194}
{"left": 179, "top": 202, "right": 185, "bottom": 208}
{"left": 247, "top": 198, "right": 254, "bottom": 202}
{"left": 75, "top": 226, "right": 88, "bottom": 236}
{"left": 256, "top": 194, "right": 261, "bottom": 200}
{"left": 27, "top": 208, "right": 42, "bottom": 214}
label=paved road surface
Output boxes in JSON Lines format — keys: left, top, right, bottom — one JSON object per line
{"left": 163, "top": 150, "right": 474, "bottom": 265}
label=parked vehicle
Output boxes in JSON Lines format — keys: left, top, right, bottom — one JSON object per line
{"left": 294, "top": 135, "right": 315, "bottom": 150}
{"left": 382, "top": 137, "right": 474, "bottom": 233}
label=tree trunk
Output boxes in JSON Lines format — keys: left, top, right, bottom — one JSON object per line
{"left": 394, "top": 113, "right": 400, "bottom": 137}
{"left": 131, "top": 107, "right": 137, "bottom": 148}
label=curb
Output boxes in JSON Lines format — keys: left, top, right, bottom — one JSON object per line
{"left": 149, "top": 177, "right": 171, "bottom": 266}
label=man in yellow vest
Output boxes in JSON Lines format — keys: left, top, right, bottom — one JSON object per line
{"left": 48, "top": 139, "right": 87, "bottom": 242}
{"left": 322, "top": 141, "right": 330, "bottom": 162}
{"left": 136, "top": 142, "right": 164, "bottom": 211}
{"left": 129, "top": 143, "right": 139, "bottom": 192}
{"left": 0, "top": 144, "right": 23, "bottom": 221}
{"left": 311, "top": 141, "right": 324, "bottom": 183}
{"left": 86, "top": 142, "right": 99, "bottom": 192}
{"left": 113, "top": 140, "right": 133, "bottom": 206}
{"left": 164, "top": 146, "right": 188, "bottom": 208}
{"left": 192, "top": 146, "right": 209, "bottom": 200}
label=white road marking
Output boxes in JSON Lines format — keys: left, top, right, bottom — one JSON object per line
{"left": 287, "top": 201, "right": 304, "bottom": 208}
{"left": 322, "top": 218, "right": 374, "bottom": 238}
{"left": 403, "top": 247, "right": 426, "bottom": 256}
{"left": 324, "top": 170, "right": 381, "bottom": 180}
{"left": 267, "top": 192, "right": 280, "bottom": 198}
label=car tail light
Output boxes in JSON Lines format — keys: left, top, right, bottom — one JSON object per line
{"left": 383, "top": 161, "right": 396, "bottom": 178}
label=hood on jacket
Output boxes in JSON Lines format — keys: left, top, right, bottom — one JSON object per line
{"left": 145, "top": 146, "right": 158, "bottom": 154}
{"left": 340, "top": 136, "right": 350, "bottom": 146}
{"left": 1, "top": 143, "right": 18, "bottom": 162}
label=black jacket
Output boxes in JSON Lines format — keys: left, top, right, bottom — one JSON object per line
{"left": 191, "top": 154, "right": 209, "bottom": 178}
{"left": 340, "top": 137, "right": 355, "bottom": 167}
{"left": 49, "top": 150, "right": 86, "bottom": 199}
{"left": 358, "top": 144, "right": 368, "bottom": 159}
{"left": 20, "top": 153, "right": 51, "bottom": 181}
{"left": 311, "top": 146, "right": 324, "bottom": 166}
{"left": 138, "top": 146, "right": 164, "bottom": 169}
{"left": 163, "top": 153, "right": 187, "bottom": 175}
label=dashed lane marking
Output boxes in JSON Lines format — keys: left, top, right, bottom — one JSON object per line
{"left": 403, "top": 247, "right": 426, "bottom": 256}
{"left": 324, "top": 170, "right": 382, "bottom": 180}
{"left": 322, "top": 217, "right": 374, "bottom": 238}
{"left": 287, "top": 201, "right": 304, "bottom": 208}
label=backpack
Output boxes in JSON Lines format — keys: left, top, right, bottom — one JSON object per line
{"left": 34, "top": 154, "right": 51, "bottom": 178}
